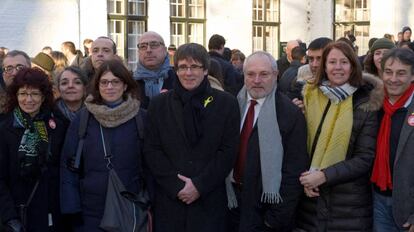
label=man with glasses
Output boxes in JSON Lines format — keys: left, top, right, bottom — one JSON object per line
{"left": 144, "top": 43, "right": 240, "bottom": 232}
{"left": 133, "top": 31, "right": 176, "bottom": 109}
{"left": 227, "top": 51, "right": 308, "bottom": 232}
{"left": 0, "top": 50, "right": 31, "bottom": 113}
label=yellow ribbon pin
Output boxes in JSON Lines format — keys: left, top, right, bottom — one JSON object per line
{"left": 203, "top": 96, "right": 213, "bottom": 108}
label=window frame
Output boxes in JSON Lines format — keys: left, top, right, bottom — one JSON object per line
{"left": 170, "top": 0, "right": 206, "bottom": 47}
{"left": 108, "top": 0, "right": 148, "bottom": 71}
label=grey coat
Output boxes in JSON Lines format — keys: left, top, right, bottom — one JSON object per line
{"left": 392, "top": 97, "right": 414, "bottom": 227}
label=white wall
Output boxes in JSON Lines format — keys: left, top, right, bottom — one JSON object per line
{"left": 307, "top": 0, "right": 333, "bottom": 42}
{"left": 280, "top": 0, "right": 308, "bottom": 43}
{"left": 206, "top": 0, "right": 252, "bottom": 56}
{"left": 147, "top": 0, "right": 171, "bottom": 45}
{"left": 79, "top": 0, "right": 108, "bottom": 43}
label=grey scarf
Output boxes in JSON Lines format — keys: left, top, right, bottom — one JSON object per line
{"left": 319, "top": 81, "right": 357, "bottom": 104}
{"left": 84, "top": 94, "right": 140, "bottom": 128}
{"left": 226, "top": 86, "right": 284, "bottom": 208}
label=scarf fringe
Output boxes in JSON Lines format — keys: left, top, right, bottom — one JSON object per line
{"left": 261, "top": 192, "right": 283, "bottom": 204}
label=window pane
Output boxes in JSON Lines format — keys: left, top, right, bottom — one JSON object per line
{"left": 128, "top": 0, "right": 146, "bottom": 16}
{"left": 128, "top": 20, "right": 145, "bottom": 71}
{"left": 108, "top": 0, "right": 124, "bottom": 15}
{"left": 188, "top": 23, "right": 204, "bottom": 45}
{"left": 252, "top": 25, "right": 264, "bottom": 52}
{"left": 171, "top": 0, "right": 185, "bottom": 17}
{"left": 265, "top": 26, "right": 278, "bottom": 58}
{"left": 253, "top": 0, "right": 264, "bottom": 21}
{"left": 171, "top": 22, "right": 186, "bottom": 47}
{"left": 266, "top": 0, "right": 279, "bottom": 22}
{"left": 108, "top": 19, "right": 125, "bottom": 58}
{"left": 189, "top": 0, "right": 204, "bottom": 18}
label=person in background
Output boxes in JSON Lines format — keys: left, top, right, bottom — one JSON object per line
{"left": 61, "top": 41, "right": 83, "bottom": 67}
{"left": 0, "top": 68, "right": 69, "bottom": 232}
{"left": 0, "top": 50, "right": 32, "bottom": 114}
{"left": 401, "top": 26, "right": 412, "bottom": 42}
{"left": 227, "top": 51, "right": 308, "bottom": 232}
{"left": 42, "top": 46, "right": 53, "bottom": 56}
{"left": 133, "top": 31, "right": 176, "bottom": 109}
{"left": 208, "top": 34, "right": 241, "bottom": 95}
{"left": 279, "top": 46, "right": 306, "bottom": 100}
{"left": 358, "top": 37, "right": 378, "bottom": 67}
{"left": 168, "top": 44, "right": 176, "bottom": 66}
{"left": 231, "top": 49, "right": 246, "bottom": 76}
{"left": 145, "top": 43, "right": 239, "bottom": 232}
{"left": 50, "top": 51, "right": 68, "bottom": 79}
{"left": 83, "top": 39, "right": 93, "bottom": 58}
{"left": 277, "top": 40, "right": 299, "bottom": 80}
{"left": 55, "top": 66, "right": 87, "bottom": 121}
{"left": 295, "top": 41, "right": 382, "bottom": 231}
{"left": 363, "top": 38, "right": 396, "bottom": 79}
{"left": 371, "top": 48, "right": 414, "bottom": 232}
{"left": 60, "top": 59, "right": 145, "bottom": 232}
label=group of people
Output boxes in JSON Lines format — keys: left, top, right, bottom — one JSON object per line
{"left": 0, "top": 28, "right": 413, "bottom": 232}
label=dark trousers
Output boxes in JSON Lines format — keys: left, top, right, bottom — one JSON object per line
{"left": 227, "top": 183, "right": 275, "bottom": 232}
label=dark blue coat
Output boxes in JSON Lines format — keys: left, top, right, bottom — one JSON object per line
{"left": 60, "top": 109, "right": 146, "bottom": 232}
{"left": 0, "top": 111, "right": 69, "bottom": 232}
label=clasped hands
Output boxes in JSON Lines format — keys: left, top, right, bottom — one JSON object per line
{"left": 177, "top": 174, "right": 200, "bottom": 204}
{"left": 299, "top": 170, "right": 326, "bottom": 198}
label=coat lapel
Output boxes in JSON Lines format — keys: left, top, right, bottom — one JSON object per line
{"left": 394, "top": 99, "right": 414, "bottom": 165}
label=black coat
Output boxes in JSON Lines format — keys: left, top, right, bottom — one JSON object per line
{"left": 278, "top": 60, "right": 303, "bottom": 100}
{"left": 237, "top": 91, "right": 309, "bottom": 232}
{"left": 144, "top": 87, "right": 240, "bottom": 232}
{"left": 0, "top": 111, "right": 69, "bottom": 232}
{"left": 295, "top": 85, "right": 379, "bottom": 232}
{"left": 277, "top": 55, "right": 290, "bottom": 81}
{"left": 209, "top": 51, "right": 242, "bottom": 95}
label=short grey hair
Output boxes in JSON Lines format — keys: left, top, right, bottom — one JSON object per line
{"left": 3, "top": 50, "right": 31, "bottom": 67}
{"left": 243, "top": 51, "right": 278, "bottom": 73}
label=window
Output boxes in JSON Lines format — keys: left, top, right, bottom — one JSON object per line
{"left": 170, "top": 0, "right": 206, "bottom": 47}
{"left": 252, "top": 0, "right": 280, "bottom": 58}
{"left": 334, "top": 0, "right": 370, "bottom": 55}
{"left": 108, "top": 0, "right": 147, "bottom": 71}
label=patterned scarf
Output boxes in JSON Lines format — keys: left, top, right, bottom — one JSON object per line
{"left": 133, "top": 55, "right": 171, "bottom": 98}
{"left": 371, "top": 83, "right": 414, "bottom": 191}
{"left": 14, "top": 107, "right": 49, "bottom": 181}
{"left": 304, "top": 84, "right": 353, "bottom": 170}
{"left": 319, "top": 81, "right": 357, "bottom": 104}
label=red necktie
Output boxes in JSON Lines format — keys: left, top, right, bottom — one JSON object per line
{"left": 234, "top": 100, "right": 257, "bottom": 183}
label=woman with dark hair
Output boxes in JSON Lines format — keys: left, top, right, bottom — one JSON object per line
{"left": 363, "top": 38, "right": 396, "bottom": 79}
{"left": 60, "top": 59, "right": 146, "bottom": 231}
{"left": 0, "top": 68, "right": 69, "bottom": 231}
{"left": 56, "top": 66, "right": 88, "bottom": 121}
{"left": 295, "top": 41, "right": 383, "bottom": 231}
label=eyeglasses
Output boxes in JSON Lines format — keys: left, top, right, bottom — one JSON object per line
{"left": 17, "top": 91, "right": 43, "bottom": 100}
{"left": 176, "top": 65, "right": 204, "bottom": 73}
{"left": 3, "top": 64, "right": 25, "bottom": 74}
{"left": 137, "top": 41, "right": 164, "bottom": 51}
{"left": 99, "top": 79, "right": 123, "bottom": 87}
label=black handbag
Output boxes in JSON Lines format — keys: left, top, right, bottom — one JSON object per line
{"left": 97, "top": 119, "right": 151, "bottom": 232}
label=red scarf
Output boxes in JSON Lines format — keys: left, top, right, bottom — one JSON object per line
{"left": 371, "top": 83, "right": 414, "bottom": 191}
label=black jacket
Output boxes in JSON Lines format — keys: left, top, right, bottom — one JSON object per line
{"left": 209, "top": 51, "right": 242, "bottom": 95}
{"left": 144, "top": 87, "right": 240, "bottom": 232}
{"left": 295, "top": 83, "right": 380, "bottom": 232}
{"left": 278, "top": 60, "right": 303, "bottom": 100}
{"left": 0, "top": 110, "right": 69, "bottom": 232}
{"left": 237, "top": 91, "right": 309, "bottom": 232}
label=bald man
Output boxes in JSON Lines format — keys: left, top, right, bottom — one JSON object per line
{"left": 277, "top": 40, "right": 299, "bottom": 80}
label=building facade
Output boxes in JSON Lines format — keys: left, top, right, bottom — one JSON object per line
{"left": 0, "top": 0, "right": 412, "bottom": 71}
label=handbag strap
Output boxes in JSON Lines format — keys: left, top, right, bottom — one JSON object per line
{"left": 309, "top": 100, "right": 331, "bottom": 160}
{"left": 99, "top": 124, "right": 113, "bottom": 170}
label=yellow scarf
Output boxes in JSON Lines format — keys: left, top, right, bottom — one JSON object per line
{"left": 303, "top": 84, "right": 353, "bottom": 170}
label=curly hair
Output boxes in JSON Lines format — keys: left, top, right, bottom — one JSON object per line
{"left": 6, "top": 67, "right": 54, "bottom": 113}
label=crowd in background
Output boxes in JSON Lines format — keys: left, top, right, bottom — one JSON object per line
{"left": 0, "top": 25, "right": 413, "bottom": 232}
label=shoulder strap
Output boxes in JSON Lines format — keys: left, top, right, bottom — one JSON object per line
{"left": 309, "top": 101, "right": 331, "bottom": 160}
{"left": 74, "top": 108, "right": 89, "bottom": 169}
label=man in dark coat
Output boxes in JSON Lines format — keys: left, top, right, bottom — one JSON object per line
{"left": 277, "top": 40, "right": 299, "bottom": 80}
{"left": 208, "top": 34, "right": 242, "bottom": 95}
{"left": 133, "top": 31, "right": 176, "bottom": 109}
{"left": 144, "top": 43, "right": 240, "bottom": 232}
{"left": 227, "top": 51, "right": 308, "bottom": 232}
{"left": 278, "top": 46, "right": 306, "bottom": 100}
{"left": 371, "top": 48, "right": 414, "bottom": 232}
